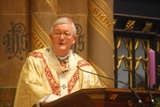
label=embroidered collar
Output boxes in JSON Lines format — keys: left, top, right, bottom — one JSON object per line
{"left": 56, "top": 51, "right": 70, "bottom": 63}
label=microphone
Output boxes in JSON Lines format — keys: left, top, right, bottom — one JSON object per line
{"left": 123, "top": 69, "right": 154, "bottom": 106}
{"left": 76, "top": 66, "right": 144, "bottom": 107}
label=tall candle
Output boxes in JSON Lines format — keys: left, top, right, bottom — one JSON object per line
{"left": 148, "top": 49, "right": 156, "bottom": 89}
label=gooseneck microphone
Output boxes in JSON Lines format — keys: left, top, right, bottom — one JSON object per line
{"left": 123, "top": 69, "right": 154, "bottom": 106}
{"left": 76, "top": 66, "right": 144, "bottom": 107}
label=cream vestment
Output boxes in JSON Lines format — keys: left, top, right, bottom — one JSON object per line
{"left": 14, "top": 47, "right": 104, "bottom": 107}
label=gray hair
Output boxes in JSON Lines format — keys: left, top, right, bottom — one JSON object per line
{"left": 50, "top": 17, "right": 77, "bottom": 36}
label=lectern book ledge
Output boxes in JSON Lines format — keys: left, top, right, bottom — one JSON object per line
{"left": 41, "top": 88, "right": 160, "bottom": 107}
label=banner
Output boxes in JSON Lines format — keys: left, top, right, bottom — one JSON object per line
{"left": 31, "top": 0, "right": 56, "bottom": 50}
{"left": 88, "top": 0, "right": 114, "bottom": 87}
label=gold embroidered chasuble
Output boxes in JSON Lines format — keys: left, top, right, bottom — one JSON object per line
{"left": 14, "top": 47, "right": 104, "bottom": 107}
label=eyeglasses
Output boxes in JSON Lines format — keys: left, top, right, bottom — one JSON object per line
{"left": 53, "top": 32, "right": 73, "bottom": 38}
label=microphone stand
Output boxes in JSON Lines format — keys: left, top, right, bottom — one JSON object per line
{"left": 123, "top": 69, "right": 154, "bottom": 107}
{"left": 77, "top": 66, "right": 144, "bottom": 107}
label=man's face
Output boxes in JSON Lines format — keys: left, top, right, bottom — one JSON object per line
{"left": 49, "top": 23, "right": 77, "bottom": 56}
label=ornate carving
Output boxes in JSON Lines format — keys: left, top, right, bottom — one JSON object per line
{"left": 125, "top": 20, "right": 135, "bottom": 31}
{"left": 109, "top": 94, "right": 118, "bottom": 100}
{"left": 142, "top": 22, "right": 153, "bottom": 32}
{"left": 113, "top": 19, "right": 117, "bottom": 27}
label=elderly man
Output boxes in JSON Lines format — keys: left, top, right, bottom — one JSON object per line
{"left": 14, "top": 17, "right": 104, "bottom": 107}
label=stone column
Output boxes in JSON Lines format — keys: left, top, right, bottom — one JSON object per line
{"left": 88, "top": 0, "right": 114, "bottom": 87}
{"left": 0, "top": 0, "right": 30, "bottom": 106}
{"left": 0, "top": 0, "right": 30, "bottom": 86}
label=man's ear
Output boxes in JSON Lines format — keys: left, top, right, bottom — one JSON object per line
{"left": 72, "top": 35, "right": 78, "bottom": 44}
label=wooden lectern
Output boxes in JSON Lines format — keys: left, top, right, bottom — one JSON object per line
{"left": 41, "top": 88, "right": 160, "bottom": 107}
